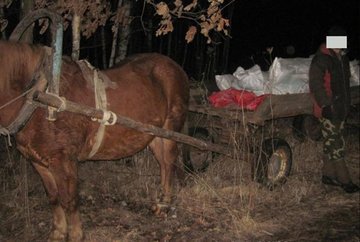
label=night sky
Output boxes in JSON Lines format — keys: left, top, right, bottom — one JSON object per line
{"left": 228, "top": 0, "right": 360, "bottom": 70}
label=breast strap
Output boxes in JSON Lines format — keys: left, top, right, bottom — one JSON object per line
{"left": 77, "top": 60, "right": 110, "bottom": 159}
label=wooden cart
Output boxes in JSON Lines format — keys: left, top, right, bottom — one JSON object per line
{"left": 183, "top": 85, "right": 360, "bottom": 188}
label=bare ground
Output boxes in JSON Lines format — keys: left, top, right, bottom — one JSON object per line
{"left": 0, "top": 124, "right": 359, "bottom": 242}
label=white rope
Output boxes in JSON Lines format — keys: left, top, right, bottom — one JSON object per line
{"left": 0, "top": 87, "right": 34, "bottom": 111}
{"left": 44, "top": 92, "right": 67, "bottom": 112}
{"left": 97, "top": 110, "right": 117, "bottom": 125}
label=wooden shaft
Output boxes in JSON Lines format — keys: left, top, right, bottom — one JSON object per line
{"left": 33, "top": 91, "right": 230, "bottom": 156}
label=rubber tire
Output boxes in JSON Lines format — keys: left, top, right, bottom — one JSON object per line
{"left": 253, "top": 138, "right": 292, "bottom": 189}
{"left": 183, "top": 128, "right": 213, "bottom": 173}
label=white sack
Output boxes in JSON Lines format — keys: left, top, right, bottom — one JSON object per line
{"left": 215, "top": 74, "right": 239, "bottom": 91}
{"left": 215, "top": 65, "right": 268, "bottom": 95}
{"left": 232, "top": 65, "right": 268, "bottom": 95}
{"left": 268, "top": 57, "right": 312, "bottom": 94}
{"left": 215, "top": 58, "right": 359, "bottom": 96}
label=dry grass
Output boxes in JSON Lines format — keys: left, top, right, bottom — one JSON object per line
{"left": 0, "top": 122, "right": 359, "bottom": 242}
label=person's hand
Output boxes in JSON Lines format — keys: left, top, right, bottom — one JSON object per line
{"left": 322, "top": 105, "right": 333, "bottom": 119}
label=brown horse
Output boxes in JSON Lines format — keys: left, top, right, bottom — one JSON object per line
{"left": 0, "top": 40, "right": 189, "bottom": 241}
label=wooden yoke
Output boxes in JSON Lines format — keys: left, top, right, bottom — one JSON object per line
{"left": 10, "top": 9, "right": 63, "bottom": 121}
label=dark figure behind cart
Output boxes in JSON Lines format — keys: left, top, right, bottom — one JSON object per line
{"left": 309, "top": 25, "right": 359, "bottom": 193}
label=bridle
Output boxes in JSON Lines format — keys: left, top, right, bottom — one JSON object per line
{"left": 0, "top": 70, "right": 49, "bottom": 138}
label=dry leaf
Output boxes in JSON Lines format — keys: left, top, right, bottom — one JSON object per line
{"left": 174, "top": 0, "right": 182, "bottom": 8}
{"left": 156, "top": 2, "right": 170, "bottom": 17}
{"left": 156, "top": 18, "right": 174, "bottom": 36}
{"left": 185, "top": 26, "right": 197, "bottom": 43}
{"left": 184, "top": 0, "right": 198, "bottom": 11}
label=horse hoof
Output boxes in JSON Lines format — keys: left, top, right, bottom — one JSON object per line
{"left": 48, "top": 230, "right": 67, "bottom": 242}
{"left": 151, "top": 203, "right": 169, "bottom": 218}
{"left": 68, "top": 236, "right": 84, "bottom": 242}
{"left": 68, "top": 228, "right": 84, "bottom": 242}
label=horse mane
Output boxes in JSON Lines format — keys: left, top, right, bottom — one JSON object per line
{"left": 0, "top": 40, "right": 47, "bottom": 92}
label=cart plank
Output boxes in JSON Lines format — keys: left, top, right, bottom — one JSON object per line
{"left": 189, "top": 85, "right": 360, "bottom": 125}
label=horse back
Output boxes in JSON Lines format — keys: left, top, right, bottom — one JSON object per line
{"left": 104, "top": 53, "right": 189, "bottom": 130}
{"left": 17, "top": 53, "right": 189, "bottom": 161}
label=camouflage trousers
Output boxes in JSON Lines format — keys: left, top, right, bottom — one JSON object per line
{"left": 319, "top": 118, "right": 345, "bottom": 161}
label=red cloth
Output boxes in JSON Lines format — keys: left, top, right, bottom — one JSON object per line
{"left": 208, "top": 88, "right": 267, "bottom": 110}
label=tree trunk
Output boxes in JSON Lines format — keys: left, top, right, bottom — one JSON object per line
{"left": 0, "top": 7, "right": 7, "bottom": 39}
{"left": 101, "top": 26, "right": 107, "bottom": 69}
{"left": 20, "top": 0, "right": 34, "bottom": 42}
{"left": 221, "top": 3, "right": 234, "bottom": 74}
{"left": 145, "top": 14, "right": 153, "bottom": 52}
{"left": 71, "top": 13, "right": 81, "bottom": 61}
{"left": 181, "top": 43, "right": 188, "bottom": 68}
{"left": 115, "top": 0, "right": 132, "bottom": 64}
{"left": 195, "top": 35, "right": 205, "bottom": 80}
{"left": 167, "top": 32, "right": 172, "bottom": 57}
{"left": 109, "top": 0, "right": 123, "bottom": 68}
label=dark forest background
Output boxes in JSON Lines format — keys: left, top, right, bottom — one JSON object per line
{"left": 1, "top": 0, "right": 359, "bottom": 91}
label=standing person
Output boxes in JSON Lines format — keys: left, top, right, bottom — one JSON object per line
{"left": 309, "top": 25, "right": 359, "bottom": 193}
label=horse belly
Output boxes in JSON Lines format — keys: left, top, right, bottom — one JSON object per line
{"left": 89, "top": 127, "right": 156, "bottom": 160}
{"left": 93, "top": 84, "right": 167, "bottom": 160}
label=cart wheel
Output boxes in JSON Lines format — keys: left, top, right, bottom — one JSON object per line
{"left": 253, "top": 138, "right": 292, "bottom": 189}
{"left": 183, "top": 128, "right": 213, "bottom": 173}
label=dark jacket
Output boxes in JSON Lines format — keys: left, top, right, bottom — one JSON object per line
{"left": 309, "top": 44, "right": 351, "bottom": 120}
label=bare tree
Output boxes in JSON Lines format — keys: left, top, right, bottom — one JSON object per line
{"left": 221, "top": 2, "right": 234, "bottom": 74}
{"left": 20, "top": 0, "right": 34, "bottom": 42}
{"left": 0, "top": 0, "right": 13, "bottom": 39}
{"left": 115, "top": 0, "right": 131, "bottom": 64}
{"left": 109, "top": 0, "right": 123, "bottom": 67}
{"left": 71, "top": 11, "right": 81, "bottom": 60}
{"left": 34, "top": 0, "right": 111, "bottom": 61}
{"left": 0, "top": 7, "right": 7, "bottom": 39}
{"left": 6, "top": 0, "right": 233, "bottom": 80}
{"left": 109, "top": 0, "right": 132, "bottom": 67}
{"left": 100, "top": 26, "right": 107, "bottom": 69}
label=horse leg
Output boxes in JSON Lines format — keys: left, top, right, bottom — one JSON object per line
{"left": 33, "top": 158, "right": 83, "bottom": 242}
{"left": 32, "top": 162, "right": 68, "bottom": 241}
{"left": 50, "top": 158, "right": 83, "bottom": 242}
{"left": 149, "top": 136, "right": 178, "bottom": 215}
{"left": 67, "top": 206, "right": 82, "bottom": 242}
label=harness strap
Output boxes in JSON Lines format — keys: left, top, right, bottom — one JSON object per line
{"left": 77, "top": 60, "right": 110, "bottom": 159}
{"left": 0, "top": 125, "right": 11, "bottom": 146}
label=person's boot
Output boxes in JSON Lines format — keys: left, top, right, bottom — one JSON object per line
{"left": 334, "top": 159, "right": 360, "bottom": 193}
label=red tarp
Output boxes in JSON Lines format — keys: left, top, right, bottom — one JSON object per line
{"left": 208, "top": 88, "right": 267, "bottom": 110}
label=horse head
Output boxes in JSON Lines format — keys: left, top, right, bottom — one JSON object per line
{"left": 0, "top": 41, "right": 50, "bottom": 131}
